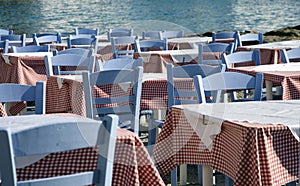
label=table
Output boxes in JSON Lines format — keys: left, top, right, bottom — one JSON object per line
{"left": 153, "top": 100, "right": 300, "bottom": 186}
{"left": 46, "top": 73, "right": 194, "bottom": 116}
{"left": 237, "top": 40, "right": 300, "bottom": 65}
{"left": 228, "top": 63, "right": 300, "bottom": 100}
{"left": 0, "top": 114, "right": 165, "bottom": 185}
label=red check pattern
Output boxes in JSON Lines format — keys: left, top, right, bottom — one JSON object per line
{"left": 153, "top": 107, "right": 299, "bottom": 186}
{"left": 16, "top": 127, "right": 165, "bottom": 186}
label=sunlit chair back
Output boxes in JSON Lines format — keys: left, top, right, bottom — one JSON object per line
{"left": 142, "top": 31, "right": 163, "bottom": 40}
{"left": 194, "top": 71, "right": 263, "bottom": 103}
{"left": 235, "top": 31, "right": 263, "bottom": 47}
{"left": 75, "top": 27, "right": 99, "bottom": 36}
{"left": 111, "top": 36, "right": 138, "bottom": 59}
{"left": 0, "top": 34, "right": 26, "bottom": 47}
{"left": 82, "top": 66, "right": 143, "bottom": 135}
{"left": 280, "top": 48, "right": 300, "bottom": 63}
{"left": 33, "top": 32, "right": 62, "bottom": 46}
{"left": 222, "top": 49, "right": 261, "bottom": 68}
{"left": 198, "top": 42, "right": 234, "bottom": 65}
{"left": 162, "top": 30, "right": 184, "bottom": 39}
{"left": 11, "top": 45, "right": 50, "bottom": 53}
{"left": 102, "top": 57, "right": 143, "bottom": 71}
{"left": 135, "top": 39, "right": 168, "bottom": 52}
{"left": 107, "top": 27, "right": 133, "bottom": 42}
{"left": 0, "top": 28, "right": 13, "bottom": 35}
{"left": 45, "top": 53, "right": 96, "bottom": 76}
{"left": 0, "top": 82, "right": 46, "bottom": 114}
{"left": 0, "top": 114, "right": 118, "bottom": 186}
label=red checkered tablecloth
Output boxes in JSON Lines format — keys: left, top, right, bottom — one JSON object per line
{"left": 153, "top": 106, "right": 299, "bottom": 186}
{"left": 14, "top": 117, "right": 164, "bottom": 186}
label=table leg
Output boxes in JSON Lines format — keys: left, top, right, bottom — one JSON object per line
{"left": 203, "top": 165, "right": 213, "bottom": 186}
{"left": 265, "top": 80, "right": 273, "bottom": 100}
{"left": 180, "top": 164, "right": 187, "bottom": 185}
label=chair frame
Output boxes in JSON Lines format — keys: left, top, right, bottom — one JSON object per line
{"left": 107, "top": 28, "right": 133, "bottom": 42}
{"left": 135, "top": 39, "right": 168, "bottom": 52}
{"left": 33, "top": 33, "right": 62, "bottom": 46}
{"left": 194, "top": 72, "right": 263, "bottom": 103}
{"left": 280, "top": 48, "right": 300, "bottom": 63}
{"left": 75, "top": 27, "right": 99, "bottom": 36}
{"left": 162, "top": 30, "right": 184, "bottom": 39}
{"left": 0, "top": 82, "right": 46, "bottom": 114}
{"left": 45, "top": 53, "right": 96, "bottom": 76}
{"left": 111, "top": 36, "right": 138, "bottom": 59}
{"left": 0, "top": 114, "right": 118, "bottom": 186}
{"left": 82, "top": 66, "right": 143, "bottom": 135}
{"left": 198, "top": 42, "right": 234, "bottom": 65}
{"left": 222, "top": 49, "right": 261, "bottom": 68}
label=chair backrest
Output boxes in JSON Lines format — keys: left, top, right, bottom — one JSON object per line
{"left": 167, "top": 63, "right": 224, "bottom": 108}
{"left": 111, "top": 36, "right": 138, "bottom": 59}
{"left": 235, "top": 31, "right": 263, "bottom": 47}
{"left": 45, "top": 53, "right": 96, "bottom": 76}
{"left": 0, "top": 114, "right": 118, "bottom": 186}
{"left": 212, "top": 31, "right": 237, "bottom": 42}
{"left": 222, "top": 49, "right": 261, "bottom": 68}
{"left": 0, "top": 28, "right": 13, "bottom": 35}
{"left": 198, "top": 42, "right": 234, "bottom": 65}
{"left": 107, "top": 27, "right": 133, "bottom": 42}
{"left": 54, "top": 47, "right": 93, "bottom": 56}
{"left": 0, "top": 34, "right": 26, "bottom": 47}
{"left": 67, "top": 35, "right": 98, "bottom": 54}
{"left": 82, "top": 66, "right": 143, "bottom": 135}
{"left": 102, "top": 57, "right": 143, "bottom": 71}
{"left": 11, "top": 45, "right": 50, "bottom": 53}
{"left": 194, "top": 72, "right": 263, "bottom": 103}
{"left": 162, "top": 30, "right": 184, "bottom": 39}
{"left": 75, "top": 27, "right": 99, "bottom": 36}
{"left": 33, "top": 33, "right": 62, "bottom": 46}
{"left": 135, "top": 39, "right": 168, "bottom": 52}
{"left": 0, "top": 39, "right": 9, "bottom": 53}
{"left": 142, "top": 31, "right": 163, "bottom": 40}
{"left": 0, "top": 82, "right": 46, "bottom": 114}
{"left": 280, "top": 48, "right": 300, "bottom": 63}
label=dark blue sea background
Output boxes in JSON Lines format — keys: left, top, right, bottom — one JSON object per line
{"left": 0, "top": 0, "right": 299, "bottom": 37}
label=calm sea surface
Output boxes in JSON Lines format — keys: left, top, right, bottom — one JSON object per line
{"left": 0, "top": 0, "right": 299, "bottom": 37}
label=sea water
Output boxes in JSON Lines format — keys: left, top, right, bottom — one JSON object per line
{"left": 0, "top": 0, "right": 299, "bottom": 36}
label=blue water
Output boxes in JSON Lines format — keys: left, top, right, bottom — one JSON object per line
{"left": 0, "top": 0, "right": 299, "bottom": 36}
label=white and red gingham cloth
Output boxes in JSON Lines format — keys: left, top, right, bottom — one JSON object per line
{"left": 12, "top": 116, "right": 164, "bottom": 186}
{"left": 153, "top": 106, "right": 299, "bottom": 186}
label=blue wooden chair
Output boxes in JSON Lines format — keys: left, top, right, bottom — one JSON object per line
{"left": 32, "top": 32, "right": 62, "bottom": 46}
{"left": 222, "top": 49, "right": 261, "bottom": 68}
{"left": 280, "top": 48, "right": 300, "bottom": 63}
{"left": 107, "top": 27, "right": 133, "bottom": 42}
{"left": 235, "top": 31, "right": 263, "bottom": 47}
{"left": 0, "top": 113, "right": 118, "bottom": 186}
{"left": 0, "top": 39, "right": 9, "bottom": 54}
{"left": 0, "top": 34, "right": 26, "bottom": 47}
{"left": 135, "top": 38, "right": 168, "bottom": 52}
{"left": 198, "top": 42, "right": 234, "bottom": 65}
{"left": 0, "top": 28, "right": 13, "bottom": 35}
{"left": 194, "top": 71, "right": 263, "bottom": 103}
{"left": 212, "top": 31, "right": 238, "bottom": 50}
{"left": 45, "top": 53, "right": 96, "bottom": 76}
{"left": 162, "top": 30, "right": 184, "bottom": 39}
{"left": 82, "top": 66, "right": 143, "bottom": 135}
{"left": 150, "top": 63, "right": 225, "bottom": 186}
{"left": 142, "top": 31, "right": 163, "bottom": 40}
{"left": 54, "top": 47, "right": 93, "bottom": 56}
{"left": 111, "top": 36, "right": 138, "bottom": 59}
{"left": 67, "top": 35, "right": 98, "bottom": 54}
{"left": 0, "top": 82, "right": 46, "bottom": 115}
{"left": 11, "top": 45, "right": 50, "bottom": 53}
{"left": 75, "top": 27, "right": 99, "bottom": 36}
{"left": 102, "top": 57, "right": 142, "bottom": 71}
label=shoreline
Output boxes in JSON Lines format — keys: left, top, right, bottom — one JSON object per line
{"left": 196, "top": 25, "right": 300, "bottom": 43}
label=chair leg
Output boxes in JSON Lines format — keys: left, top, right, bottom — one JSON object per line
{"left": 197, "top": 165, "right": 203, "bottom": 186}
{"left": 225, "top": 175, "right": 233, "bottom": 186}
{"left": 286, "top": 181, "right": 297, "bottom": 186}
{"left": 171, "top": 168, "right": 177, "bottom": 186}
